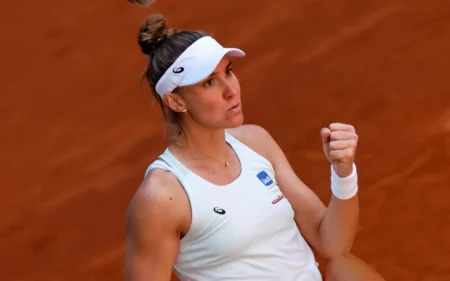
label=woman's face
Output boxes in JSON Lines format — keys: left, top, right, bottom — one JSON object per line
{"left": 176, "top": 56, "right": 244, "bottom": 130}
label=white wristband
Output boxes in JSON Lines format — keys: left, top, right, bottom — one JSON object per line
{"left": 330, "top": 163, "right": 358, "bottom": 200}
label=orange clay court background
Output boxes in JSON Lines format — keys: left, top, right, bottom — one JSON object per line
{"left": 1, "top": 0, "right": 450, "bottom": 280}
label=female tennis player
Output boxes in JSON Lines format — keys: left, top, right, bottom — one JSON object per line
{"left": 124, "top": 10, "right": 385, "bottom": 281}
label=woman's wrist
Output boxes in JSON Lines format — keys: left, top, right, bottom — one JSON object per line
{"left": 330, "top": 163, "right": 358, "bottom": 200}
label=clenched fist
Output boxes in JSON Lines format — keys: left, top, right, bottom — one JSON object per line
{"left": 320, "top": 123, "right": 359, "bottom": 178}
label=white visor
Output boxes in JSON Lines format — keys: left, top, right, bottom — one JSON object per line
{"left": 155, "top": 36, "right": 245, "bottom": 97}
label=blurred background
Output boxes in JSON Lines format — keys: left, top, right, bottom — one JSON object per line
{"left": 1, "top": 0, "right": 449, "bottom": 280}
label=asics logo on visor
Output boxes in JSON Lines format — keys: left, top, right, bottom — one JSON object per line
{"left": 172, "top": 67, "right": 184, "bottom": 74}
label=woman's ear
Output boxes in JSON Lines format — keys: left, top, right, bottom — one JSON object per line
{"left": 162, "top": 92, "right": 186, "bottom": 113}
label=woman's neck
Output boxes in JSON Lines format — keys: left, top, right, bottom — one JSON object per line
{"left": 172, "top": 125, "right": 230, "bottom": 164}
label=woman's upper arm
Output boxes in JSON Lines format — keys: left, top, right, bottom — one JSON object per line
{"left": 231, "top": 125, "right": 328, "bottom": 256}
{"left": 125, "top": 170, "right": 186, "bottom": 281}
{"left": 267, "top": 137, "right": 328, "bottom": 256}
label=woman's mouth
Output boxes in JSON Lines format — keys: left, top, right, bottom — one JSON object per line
{"left": 228, "top": 103, "right": 241, "bottom": 113}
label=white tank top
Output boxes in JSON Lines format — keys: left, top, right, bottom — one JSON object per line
{"left": 145, "top": 133, "right": 323, "bottom": 281}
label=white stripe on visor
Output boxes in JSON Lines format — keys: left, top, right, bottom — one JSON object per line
{"left": 155, "top": 36, "right": 245, "bottom": 98}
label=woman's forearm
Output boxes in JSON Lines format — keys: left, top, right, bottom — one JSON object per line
{"left": 318, "top": 194, "right": 359, "bottom": 258}
{"left": 318, "top": 162, "right": 360, "bottom": 258}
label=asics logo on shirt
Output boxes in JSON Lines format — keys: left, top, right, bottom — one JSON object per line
{"left": 213, "top": 207, "right": 226, "bottom": 215}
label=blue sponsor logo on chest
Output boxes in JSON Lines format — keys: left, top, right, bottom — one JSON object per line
{"left": 257, "top": 171, "right": 274, "bottom": 186}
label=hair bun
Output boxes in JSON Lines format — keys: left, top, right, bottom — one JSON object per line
{"left": 138, "top": 14, "right": 177, "bottom": 55}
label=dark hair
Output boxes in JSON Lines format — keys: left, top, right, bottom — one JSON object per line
{"left": 134, "top": 11, "right": 208, "bottom": 139}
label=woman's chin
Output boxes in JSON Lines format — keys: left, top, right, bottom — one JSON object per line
{"left": 227, "top": 114, "right": 244, "bottom": 128}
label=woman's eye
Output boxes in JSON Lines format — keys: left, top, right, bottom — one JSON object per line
{"left": 204, "top": 79, "right": 214, "bottom": 87}
{"left": 226, "top": 69, "right": 233, "bottom": 76}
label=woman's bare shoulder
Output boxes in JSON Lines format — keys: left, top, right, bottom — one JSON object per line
{"left": 126, "top": 168, "right": 189, "bottom": 235}
{"left": 227, "top": 124, "right": 271, "bottom": 139}
{"left": 226, "top": 124, "right": 277, "bottom": 161}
